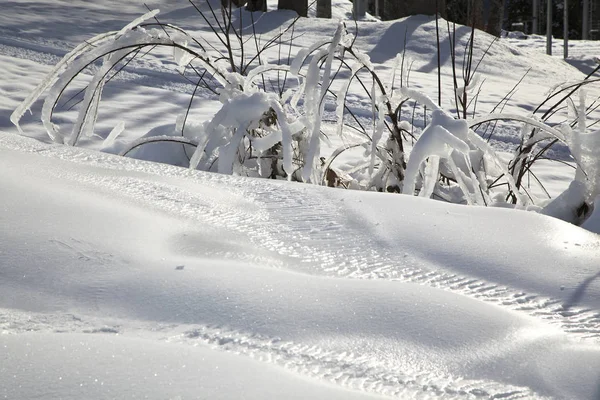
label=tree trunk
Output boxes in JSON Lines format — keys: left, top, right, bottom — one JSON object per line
{"left": 382, "top": 0, "right": 445, "bottom": 20}
{"left": 447, "top": 0, "right": 484, "bottom": 28}
{"left": 278, "top": 0, "right": 308, "bottom": 17}
{"left": 317, "top": 0, "right": 332, "bottom": 18}
{"left": 221, "top": 0, "right": 246, "bottom": 7}
{"left": 382, "top": 0, "right": 400, "bottom": 19}
{"left": 468, "top": 0, "right": 485, "bottom": 30}
{"left": 485, "top": 0, "right": 504, "bottom": 37}
{"left": 246, "top": 0, "right": 267, "bottom": 12}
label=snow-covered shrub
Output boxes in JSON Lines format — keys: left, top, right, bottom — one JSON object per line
{"left": 11, "top": 3, "right": 600, "bottom": 226}
{"left": 11, "top": 6, "right": 308, "bottom": 180}
{"left": 9, "top": 3, "right": 407, "bottom": 186}
{"left": 539, "top": 91, "right": 600, "bottom": 224}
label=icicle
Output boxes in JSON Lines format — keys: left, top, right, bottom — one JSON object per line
{"left": 389, "top": 53, "right": 402, "bottom": 93}
{"left": 300, "top": 48, "right": 327, "bottom": 182}
{"left": 419, "top": 156, "right": 440, "bottom": 198}
{"left": 189, "top": 126, "right": 212, "bottom": 170}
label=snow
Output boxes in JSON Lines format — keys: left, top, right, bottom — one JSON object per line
{"left": 2, "top": 131, "right": 600, "bottom": 400}
{"left": 403, "top": 110, "right": 471, "bottom": 198}
{"left": 1, "top": 1, "right": 600, "bottom": 399}
{"left": 2, "top": 333, "right": 385, "bottom": 400}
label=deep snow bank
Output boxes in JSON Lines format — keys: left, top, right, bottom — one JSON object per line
{"left": 2, "top": 131, "right": 600, "bottom": 399}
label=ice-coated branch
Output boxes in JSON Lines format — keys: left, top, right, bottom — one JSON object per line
{"left": 119, "top": 135, "right": 199, "bottom": 157}
{"left": 10, "top": 31, "right": 115, "bottom": 136}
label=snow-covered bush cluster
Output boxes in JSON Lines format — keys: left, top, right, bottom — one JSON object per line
{"left": 11, "top": 5, "right": 600, "bottom": 226}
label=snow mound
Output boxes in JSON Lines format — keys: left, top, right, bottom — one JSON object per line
{"left": 2, "top": 131, "right": 600, "bottom": 399}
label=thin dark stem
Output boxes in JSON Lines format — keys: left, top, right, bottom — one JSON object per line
{"left": 435, "top": 0, "right": 441, "bottom": 106}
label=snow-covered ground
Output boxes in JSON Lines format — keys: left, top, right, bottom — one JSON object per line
{"left": 1, "top": 1, "right": 600, "bottom": 399}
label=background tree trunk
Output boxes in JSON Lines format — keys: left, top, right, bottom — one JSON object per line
{"left": 246, "top": 0, "right": 267, "bottom": 12}
{"left": 382, "top": 0, "right": 400, "bottom": 19}
{"left": 368, "top": 0, "right": 384, "bottom": 18}
{"left": 485, "top": 0, "right": 504, "bottom": 37}
{"left": 221, "top": 0, "right": 246, "bottom": 7}
{"left": 382, "top": 0, "right": 445, "bottom": 20}
{"left": 317, "top": 0, "right": 332, "bottom": 18}
{"left": 468, "top": 0, "right": 485, "bottom": 30}
{"left": 278, "top": 0, "right": 308, "bottom": 17}
{"left": 447, "top": 0, "right": 484, "bottom": 29}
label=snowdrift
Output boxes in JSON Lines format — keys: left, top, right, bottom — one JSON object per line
{"left": 2, "top": 131, "right": 600, "bottom": 399}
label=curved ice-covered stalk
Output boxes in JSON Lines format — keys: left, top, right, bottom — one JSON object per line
{"left": 116, "top": 9, "right": 160, "bottom": 38}
{"left": 244, "top": 64, "right": 291, "bottom": 92}
{"left": 542, "top": 91, "right": 600, "bottom": 224}
{"left": 335, "top": 61, "right": 363, "bottom": 141}
{"left": 118, "top": 135, "right": 198, "bottom": 157}
{"left": 40, "top": 32, "right": 174, "bottom": 144}
{"left": 12, "top": 9, "right": 160, "bottom": 139}
{"left": 400, "top": 86, "right": 441, "bottom": 113}
{"left": 40, "top": 28, "right": 225, "bottom": 145}
{"left": 404, "top": 109, "right": 491, "bottom": 204}
{"left": 369, "top": 86, "right": 385, "bottom": 177}
{"left": 469, "top": 114, "right": 566, "bottom": 143}
{"left": 269, "top": 100, "right": 296, "bottom": 179}
{"left": 419, "top": 156, "right": 440, "bottom": 199}
{"left": 68, "top": 48, "right": 132, "bottom": 145}
{"left": 302, "top": 23, "right": 344, "bottom": 183}
{"left": 290, "top": 37, "right": 333, "bottom": 76}
{"left": 403, "top": 122, "right": 470, "bottom": 197}
{"left": 10, "top": 31, "right": 115, "bottom": 137}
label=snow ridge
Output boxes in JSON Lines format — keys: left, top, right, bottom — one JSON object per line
{"left": 0, "top": 307, "right": 540, "bottom": 400}
{"left": 3, "top": 133, "right": 599, "bottom": 344}
{"left": 250, "top": 183, "right": 600, "bottom": 341}
{"left": 174, "top": 325, "right": 538, "bottom": 400}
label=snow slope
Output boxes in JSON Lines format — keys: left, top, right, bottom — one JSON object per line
{"left": 2, "top": 131, "right": 600, "bottom": 399}
{"left": 2, "top": 1, "right": 600, "bottom": 399}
